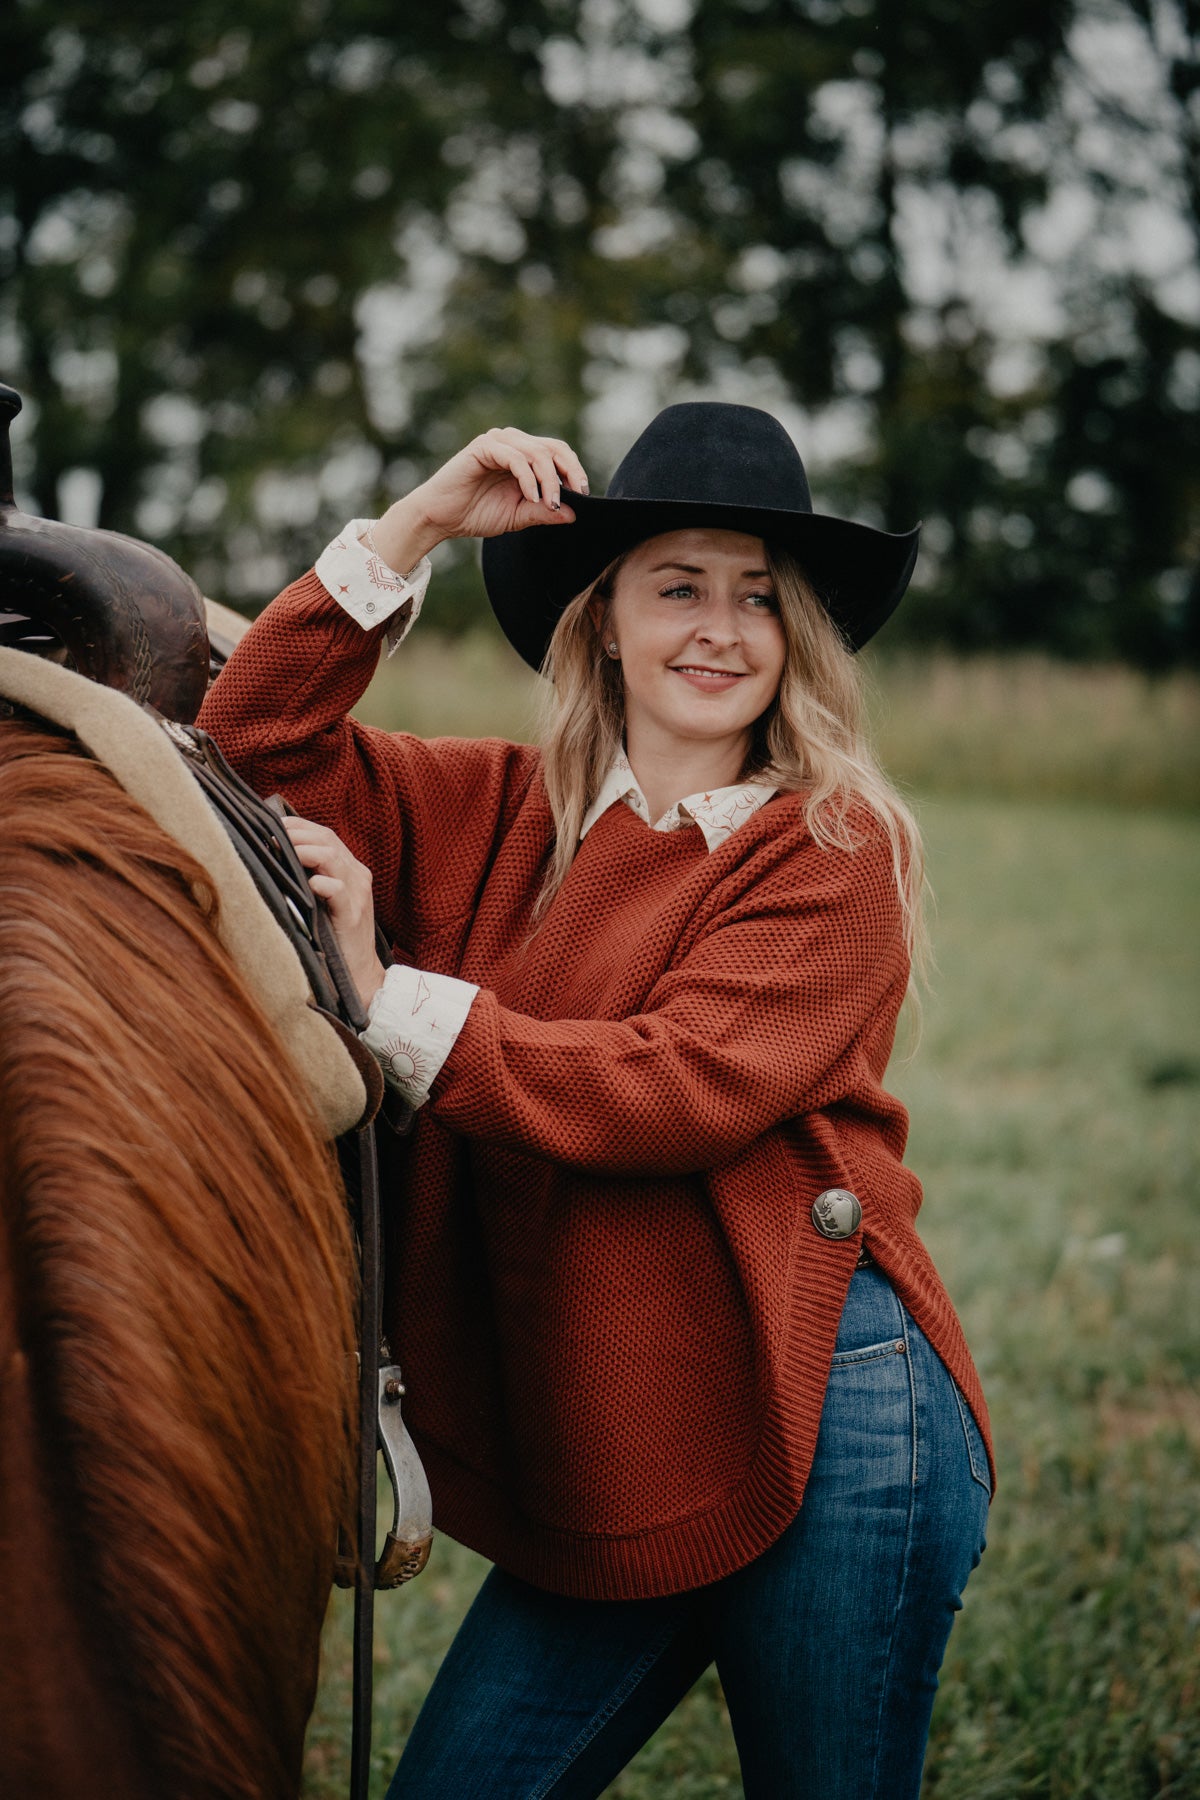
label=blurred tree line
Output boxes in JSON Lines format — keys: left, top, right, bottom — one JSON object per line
{"left": 3, "top": 0, "right": 1197, "bottom": 661}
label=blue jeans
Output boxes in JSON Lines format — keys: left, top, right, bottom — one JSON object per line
{"left": 387, "top": 1267, "right": 990, "bottom": 1798}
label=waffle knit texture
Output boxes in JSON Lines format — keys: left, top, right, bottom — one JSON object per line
{"left": 198, "top": 570, "right": 993, "bottom": 1601}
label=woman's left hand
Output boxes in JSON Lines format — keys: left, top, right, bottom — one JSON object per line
{"left": 283, "top": 815, "right": 385, "bottom": 1010}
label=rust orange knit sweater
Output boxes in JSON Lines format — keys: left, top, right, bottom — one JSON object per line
{"left": 199, "top": 571, "right": 992, "bottom": 1601}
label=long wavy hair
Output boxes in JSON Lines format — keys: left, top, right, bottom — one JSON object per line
{"left": 538, "top": 543, "right": 927, "bottom": 976}
{"left": 0, "top": 716, "right": 357, "bottom": 1800}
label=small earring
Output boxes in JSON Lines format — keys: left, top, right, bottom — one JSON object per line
{"left": 606, "top": 640, "right": 619, "bottom": 658}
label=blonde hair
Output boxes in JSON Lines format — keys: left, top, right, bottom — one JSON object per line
{"left": 538, "top": 543, "right": 928, "bottom": 983}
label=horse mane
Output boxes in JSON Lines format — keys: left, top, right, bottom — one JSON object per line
{"left": 0, "top": 716, "right": 357, "bottom": 1800}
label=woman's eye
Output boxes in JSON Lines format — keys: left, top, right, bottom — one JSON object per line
{"left": 661, "top": 582, "right": 697, "bottom": 599}
{"left": 745, "top": 590, "right": 777, "bottom": 610}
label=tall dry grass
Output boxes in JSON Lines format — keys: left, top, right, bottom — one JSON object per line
{"left": 865, "top": 652, "right": 1200, "bottom": 811}
{"left": 355, "top": 630, "right": 1200, "bottom": 811}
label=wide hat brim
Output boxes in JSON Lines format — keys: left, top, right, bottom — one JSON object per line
{"left": 483, "top": 494, "right": 920, "bottom": 669}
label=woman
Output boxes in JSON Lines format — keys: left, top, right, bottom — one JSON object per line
{"left": 199, "top": 403, "right": 993, "bottom": 1798}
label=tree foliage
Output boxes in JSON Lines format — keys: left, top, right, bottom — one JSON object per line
{"left": 2, "top": 0, "right": 1197, "bottom": 658}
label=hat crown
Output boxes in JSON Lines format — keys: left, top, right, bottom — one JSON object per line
{"left": 606, "top": 402, "right": 813, "bottom": 515}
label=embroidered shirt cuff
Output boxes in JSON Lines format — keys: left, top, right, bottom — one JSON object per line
{"left": 360, "top": 963, "right": 478, "bottom": 1107}
{"left": 314, "top": 518, "right": 431, "bottom": 653}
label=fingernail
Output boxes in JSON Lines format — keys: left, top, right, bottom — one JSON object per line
{"left": 580, "top": 480, "right": 590, "bottom": 494}
{"left": 550, "top": 499, "right": 561, "bottom": 511}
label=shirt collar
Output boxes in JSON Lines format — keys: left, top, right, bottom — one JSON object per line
{"left": 579, "top": 752, "right": 777, "bottom": 852}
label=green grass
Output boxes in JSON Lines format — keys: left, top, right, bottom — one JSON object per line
{"left": 895, "top": 798, "right": 1200, "bottom": 1800}
{"left": 303, "top": 648, "right": 1200, "bottom": 1797}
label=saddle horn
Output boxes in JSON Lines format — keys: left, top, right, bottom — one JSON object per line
{"left": 0, "top": 384, "right": 209, "bottom": 722}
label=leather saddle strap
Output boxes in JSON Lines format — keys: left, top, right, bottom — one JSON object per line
{"left": 345, "top": 1125, "right": 382, "bottom": 1800}
{"left": 157, "top": 720, "right": 365, "bottom": 1027}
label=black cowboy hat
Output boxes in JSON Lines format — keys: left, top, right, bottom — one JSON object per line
{"left": 482, "top": 401, "right": 920, "bottom": 670}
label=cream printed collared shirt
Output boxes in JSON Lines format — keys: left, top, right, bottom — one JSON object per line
{"left": 580, "top": 750, "right": 777, "bottom": 850}
{"left": 317, "top": 525, "right": 779, "bottom": 1106}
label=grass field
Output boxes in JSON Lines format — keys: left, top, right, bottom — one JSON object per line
{"left": 302, "top": 646, "right": 1199, "bottom": 1798}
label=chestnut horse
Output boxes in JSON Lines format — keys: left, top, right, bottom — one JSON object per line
{"left": 0, "top": 712, "right": 358, "bottom": 1800}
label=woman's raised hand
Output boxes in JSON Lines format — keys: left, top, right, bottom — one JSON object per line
{"left": 282, "top": 815, "right": 385, "bottom": 1010}
{"left": 369, "top": 428, "right": 589, "bottom": 573}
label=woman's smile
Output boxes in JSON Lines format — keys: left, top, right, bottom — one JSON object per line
{"left": 670, "top": 663, "right": 749, "bottom": 689}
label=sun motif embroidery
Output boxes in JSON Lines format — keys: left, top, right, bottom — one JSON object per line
{"left": 365, "top": 553, "right": 415, "bottom": 595}
{"left": 380, "top": 1036, "right": 429, "bottom": 1092}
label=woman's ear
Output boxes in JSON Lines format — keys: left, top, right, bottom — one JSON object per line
{"left": 587, "top": 595, "right": 607, "bottom": 638}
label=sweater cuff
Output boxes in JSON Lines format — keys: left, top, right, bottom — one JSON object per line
{"left": 361, "top": 963, "right": 478, "bottom": 1106}
{"left": 314, "top": 518, "right": 431, "bottom": 654}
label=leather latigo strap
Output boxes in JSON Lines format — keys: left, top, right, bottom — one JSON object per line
{"left": 158, "top": 720, "right": 353, "bottom": 1022}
